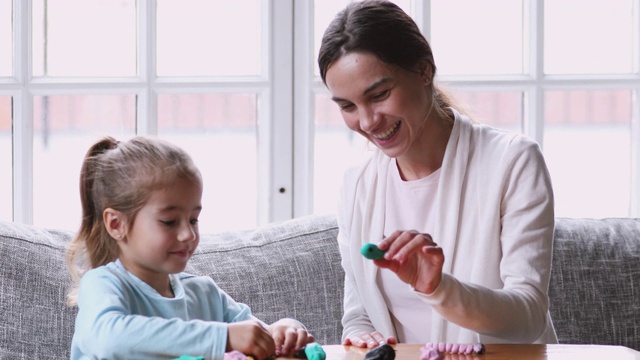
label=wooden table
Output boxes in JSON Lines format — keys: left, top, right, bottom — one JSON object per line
{"left": 285, "top": 344, "right": 640, "bottom": 360}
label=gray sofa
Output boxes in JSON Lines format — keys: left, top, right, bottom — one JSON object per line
{"left": 0, "top": 215, "right": 638, "bottom": 359}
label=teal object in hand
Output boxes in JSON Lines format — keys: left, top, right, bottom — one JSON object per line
{"left": 361, "top": 243, "right": 386, "bottom": 260}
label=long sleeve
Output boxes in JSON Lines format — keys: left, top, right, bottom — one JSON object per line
{"left": 424, "top": 115, "right": 557, "bottom": 343}
{"left": 71, "top": 263, "right": 255, "bottom": 360}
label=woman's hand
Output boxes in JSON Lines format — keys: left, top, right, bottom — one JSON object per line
{"left": 227, "top": 320, "right": 275, "bottom": 360}
{"left": 267, "top": 318, "right": 315, "bottom": 357}
{"left": 343, "top": 331, "right": 397, "bottom": 348}
{"left": 375, "top": 230, "right": 445, "bottom": 294}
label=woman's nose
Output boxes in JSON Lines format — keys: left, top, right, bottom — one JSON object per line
{"left": 358, "top": 107, "right": 379, "bottom": 132}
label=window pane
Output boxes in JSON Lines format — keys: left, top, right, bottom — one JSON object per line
{"left": 313, "top": 0, "right": 412, "bottom": 77}
{"left": 544, "top": 90, "right": 632, "bottom": 218}
{"left": 0, "top": 0, "right": 11, "bottom": 76}
{"left": 544, "top": 0, "right": 634, "bottom": 74}
{"left": 32, "top": 0, "right": 137, "bottom": 77}
{"left": 0, "top": 96, "right": 11, "bottom": 221}
{"left": 432, "top": 0, "right": 525, "bottom": 75}
{"left": 157, "top": 93, "right": 258, "bottom": 232}
{"left": 157, "top": 0, "right": 262, "bottom": 77}
{"left": 450, "top": 90, "right": 523, "bottom": 132}
{"left": 33, "top": 95, "right": 136, "bottom": 229}
{"left": 313, "top": 92, "right": 369, "bottom": 215}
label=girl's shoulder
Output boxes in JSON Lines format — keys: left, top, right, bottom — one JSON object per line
{"left": 176, "top": 272, "right": 224, "bottom": 295}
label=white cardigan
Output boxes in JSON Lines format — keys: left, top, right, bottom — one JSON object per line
{"left": 337, "top": 110, "right": 558, "bottom": 344}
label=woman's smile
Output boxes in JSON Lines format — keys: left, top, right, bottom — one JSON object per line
{"left": 372, "top": 121, "right": 401, "bottom": 141}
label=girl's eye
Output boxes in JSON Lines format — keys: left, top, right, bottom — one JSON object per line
{"left": 161, "top": 220, "right": 176, "bottom": 226}
{"left": 190, "top": 219, "right": 199, "bottom": 225}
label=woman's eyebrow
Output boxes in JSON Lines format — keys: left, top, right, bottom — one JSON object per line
{"left": 331, "top": 77, "right": 392, "bottom": 102}
{"left": 363, "top": 77, "right": 392, "bottom": 95}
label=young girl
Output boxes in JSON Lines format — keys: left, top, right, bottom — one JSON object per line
{"left": 67, "top": 136, "right": 313, "bottom": 360}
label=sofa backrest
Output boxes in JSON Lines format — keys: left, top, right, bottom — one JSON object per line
{"left": 549, "top": 218, "right": 640, "bottom": 351}
{"left": 0, "top": 221, "right": 77, "bottom": 359}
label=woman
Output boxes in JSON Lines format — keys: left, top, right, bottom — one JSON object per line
{"left": 318, "top": 0, "right": 558, "bottom": 348}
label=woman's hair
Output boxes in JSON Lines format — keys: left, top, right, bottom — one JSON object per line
{"left": 66, "top": 135, "right": 201, "bottom": 305}
{"left": 318, "top": 0, "right": 457, "bottom": 118}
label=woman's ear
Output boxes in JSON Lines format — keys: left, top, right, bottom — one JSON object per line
{"left": 419, "top": 61, "right": 433, "bottom": 86}
{"left": 103, "top": 208, "right": 127, "bottom": 241}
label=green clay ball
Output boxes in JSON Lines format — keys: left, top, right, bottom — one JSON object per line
{"left": 361, "top": 243, "right": 386, "bottom": 260}
{"left": 304, "top": 342, "right": 326, "bottom": 360}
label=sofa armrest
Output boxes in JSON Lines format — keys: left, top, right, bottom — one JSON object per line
{"left": 550, "top": 218, "right": 640, "bottom": 351}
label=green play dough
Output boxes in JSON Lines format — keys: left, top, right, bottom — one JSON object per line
{"left": 361, "top": 243, "right": 386, "bottom": 260}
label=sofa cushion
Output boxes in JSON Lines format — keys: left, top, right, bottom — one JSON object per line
{"left": 0, "top": 221, "right": 77, "bottom": 360}
{"left": 186, "top": 214, "right": 343, "bottom": 345}
{"left": 550, "top": 218, "right": 640, "bottom": 351}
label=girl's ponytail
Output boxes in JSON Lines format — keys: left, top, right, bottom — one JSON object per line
{"left": 66, "top": 137, "right": 120, "bottom": 305}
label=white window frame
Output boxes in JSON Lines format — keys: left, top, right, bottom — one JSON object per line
{"left": 293, "top": 0, "right": 640, "bottom": 218}
{"left": 7, "top": 0, "right": 297, "bottom": 226}
{"left": 5, "top": 0, "right": 640, "bottom": 226}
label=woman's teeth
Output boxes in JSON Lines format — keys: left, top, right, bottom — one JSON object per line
{"left": 372, "top": 121, "right": 400, "bottom": 140}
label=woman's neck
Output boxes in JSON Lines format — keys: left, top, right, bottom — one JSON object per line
{"left": 396, "top": 112, "right": 453, "bottom": 181}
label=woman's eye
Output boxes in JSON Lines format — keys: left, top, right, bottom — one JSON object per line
{"left": 372, "top": 90, "right": 389, "bottom": 101}
{"left": 190, "top": 219, "right": 199, "bottom": 225}
{"left": 339, "top": 103, "right": 355, "bottom": 111}
{"left": 161, "top": 220, "right": 176, "bottom": 226}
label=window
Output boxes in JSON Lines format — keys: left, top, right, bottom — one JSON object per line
{"left": 3, "top": 0, "right": 640, "bottom": 233}
{"left": 4, "top": 0, "right": 286, "bottom": 233}
{"left": 305, "top": 0, "right": 640, "bottom": 219}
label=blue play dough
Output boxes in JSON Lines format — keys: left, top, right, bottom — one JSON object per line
{"left": 361, "top": 243, "right": 386, "bottom": 260}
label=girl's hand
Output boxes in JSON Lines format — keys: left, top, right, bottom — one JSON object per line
{"left": 343, "top": 331, "right": 397, "bottom": 348}
{"left": 268, "top": 318, "right": 315, "bottom": 357}
{"left": 227, "top": 320, "right": 275, "bottom": 360}
{"left": 375, "top": 230, "right": 445, "bottom": 294}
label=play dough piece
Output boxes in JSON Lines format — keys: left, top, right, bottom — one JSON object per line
{"left": 419, "top": 347, "right": 444, "bottom": 360}
{"left": 224, "top": 351, "right": 248, "bottom": 360}
{"left": 364, "top": 344, "right": 395, "bottom": 360}
{"left": 361, "top": 243, "right": 386, "bottom": 260}
{"left": 421, "top": 343, "right": 485, "bottom": 356}
{"left": 294, "top": 342, "right": 326, "bottom": 360}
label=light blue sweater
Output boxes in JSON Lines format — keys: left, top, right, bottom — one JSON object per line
{"left": 71, "top": 259, "right": 258, "bottom": 360}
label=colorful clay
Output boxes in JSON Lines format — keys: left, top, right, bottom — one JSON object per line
{"left": 224, "top": 350, "right": 248, "bottom": 360}
{"left": 361, "top": 243, "right": 386, "bottom": 260}
{"left": 419, "top": 342, "right": 485, "bottom": 359}
{"left": 294, "top": 342, "right": 326, "bottom": 360}
{"left": 364, "top": 344, "right": 395, "bottom": 360}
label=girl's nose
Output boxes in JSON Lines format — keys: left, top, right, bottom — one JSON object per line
{"left": 178, "top": 223, "right": 197, "bottom": 242}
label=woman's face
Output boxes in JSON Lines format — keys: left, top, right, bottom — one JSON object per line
{"left": 325, "top": 51, "right": 432, "bottom": 159}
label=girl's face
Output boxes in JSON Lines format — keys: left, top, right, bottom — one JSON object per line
{"left": 117, "top": 176, "right": 202, "bottom": 295}
{"left": 325, "top": 52, "right": 433, "bottom": 160}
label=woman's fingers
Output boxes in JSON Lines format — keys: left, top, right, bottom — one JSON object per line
{"left": 345, "top": 331, "right": 387, "bottom": 348}
{"left": 382, "top": 230, "right": 436, "bottom": 262}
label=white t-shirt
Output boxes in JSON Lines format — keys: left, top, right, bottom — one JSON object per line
{"left": 378, "top": 159, "right": 440, "bottom": 343}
